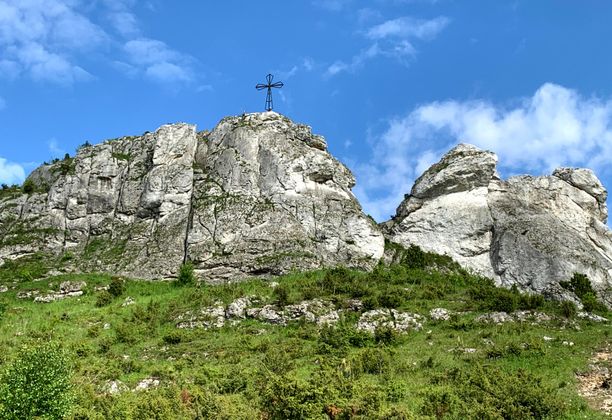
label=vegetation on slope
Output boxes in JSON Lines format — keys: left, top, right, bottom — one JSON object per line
{"left": 0, "top": 245, "right": 609, "bottom": 419}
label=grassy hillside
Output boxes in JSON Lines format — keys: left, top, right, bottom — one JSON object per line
{"left": 0, "top": 246, "right": 610, "bottom": 419}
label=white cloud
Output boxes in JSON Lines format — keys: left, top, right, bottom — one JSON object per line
{"left": 0, "top": 157, "right": 25, "bottom": 185}
{"left": 366, "top": 16, "right": 450, "bottom": 40}
{"left": 0, "top": 0, "right": 198, "bottom": 87}
{"left": 353, "top": 83, "right": 612, "bottom": 222}
{"left": 0, "top": 0, "right": 106, "bottom": 84}
{"left": 121, "top": 38, "right": 195, "bottom": 84}
{"left": 326, "top": 15, "right": 449, "bottom": 76}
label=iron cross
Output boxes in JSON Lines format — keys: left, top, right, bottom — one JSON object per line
{"left": 256, "top": 74, "right": 284, "bottom": 111}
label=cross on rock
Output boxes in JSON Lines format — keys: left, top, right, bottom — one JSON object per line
{"left": 256, "top": 74, "right": 284, "bottom": 111}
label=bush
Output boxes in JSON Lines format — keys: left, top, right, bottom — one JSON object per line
{"left": 401, "top": 245, "right": 426, "bottom": 269}
{"left": 177, "top": 262, "right": 196, "bottom": 286}
{"left": 22, "top": 179, "right": 35, "bottom": 194}
{"left": 559, "top": 300, "right": 577, "bottom": 318}
{"left": 95, "top": 291, "right": 113, "bottom": 307}
{"left": 581, "top": 292, "right": 607, "bottom": 314}
{"left": 0, "top": 344, "right": 73, "bottom": 420}
{"left": 560, "top": 273, "right": 606, "bottom": 313}
{"left": 273, "top": 285, "right": 291, "bottom": 307}
{"left": 108, "top": 277, "right": 125, "bottom": 298}
{"left": 424, "top": 365, "right": 564, "bottom": 419}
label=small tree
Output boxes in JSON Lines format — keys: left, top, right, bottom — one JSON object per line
{"left": 0, "top": 344, "right": 73, "bottom": 419}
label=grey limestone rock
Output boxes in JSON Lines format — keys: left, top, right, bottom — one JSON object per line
{"left": 385, "top": 143, "right": 612, "bottom": 306}
{"left": 0, "top": 112, "right": 384, "bottom": 283}
{"left": 356, "top": 309, "right": 423, "bottom": 334}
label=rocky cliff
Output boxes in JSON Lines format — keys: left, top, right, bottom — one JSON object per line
{"left": 384, "top": 144, "right": 612, "bottom": 305}
{"left": 0, "top": 112, "right": 384, "bottom": 282}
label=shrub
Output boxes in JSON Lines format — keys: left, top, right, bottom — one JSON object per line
{"left": 0, "top": 344, "right": 73, "bottom": 420}
{"left": 560, "top": 273, "right": 606, "bottom": 313}
{"left": 374, "top": 326, "right": 398, "bottom": 345}
{"left": 581, "top": 292, "right": 607, "bottom": 314}
{"left": 108, "top": 277, "right": 125, "bottom": 298}
{"left": 22, "top": 179, "right": 35, "bottom": 194}
{"left": 177, "top": 262, "right": 196, "bottom": 286}
{"left": 561, "top": 273, "right": 593, "bottom": 299}
{"left": 424, "top": 365, "right": 564, "bottom": 419}
{"left": 273, "top": 284, "right": 290, "bottom": 307}
{"left": 162, "top": 331, "right": 183, "bottom": 345}
{"left": 401, "top": 245, "right": 426, "bottom": 269}
{"left": 95, "top": 291, "right": 113, "bottom": 307}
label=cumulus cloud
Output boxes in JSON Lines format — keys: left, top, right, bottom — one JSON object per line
{"left": 0, "top": 0, "right": 106, "bottom": 84}
{"left": 120, "top": 38, "right": 194, "bottom": 84}
{"left": 326, "top": 15, "right": 449, "bottom": 76}
{"left": 353, "top": 83, "right": 612, "bottom": 221}
{"left": 0, "top": 157, "right": 25, "bottom": 185}
{"left": 0, "top": 0, "right": 198, "bottom": 87}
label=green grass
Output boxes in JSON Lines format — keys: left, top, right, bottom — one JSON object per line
{"left": 0, "top": 248, "right": 610, "bottom": 419}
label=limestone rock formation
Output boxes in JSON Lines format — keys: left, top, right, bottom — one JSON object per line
{"left": 0, "top": 112, "right": 384, "bottom": 282}
{"left": 385, "top": 143, "right": 612, "bottom": 305}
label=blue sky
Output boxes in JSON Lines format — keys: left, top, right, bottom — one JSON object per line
{"left": 1, "top": 1, "right": 612, "bottom": 221}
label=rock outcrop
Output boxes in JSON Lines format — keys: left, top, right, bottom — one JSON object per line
{"left": 0, "top": 112, "right": 384, "bottom": 282}
{"left": 385, "top": 143, "right": 612, "bottom": 305}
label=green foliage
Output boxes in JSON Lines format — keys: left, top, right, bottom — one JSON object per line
{"left": 22, "top": 179, "right": 35, "bottom": 194}
{"left": 423, "top": 365, "right": 564, "bottom": 419}
{"left": 401, "top": 244, "right": 427, "bottom": 269}
{"left": 176, "top": 262, "right": 196, "bottom": 287}
{"left": 95, "top": 291, "right": 113, "bottom": 307}
{"left": 107, "top": 277, "right": 125, "bottom": 298}
{"left": 273, "top": 284, "right": 291, "bottom": 307}
{"left": 560, "top": 273, "right": 607, "bottom": 313}
{"left": 559, "top": 300, "right": 577, "bottom": 318}
{"left": 469, "top": 281, "right": 544, "bottom": 313}
{"left": 0, "top": 301, "right": 6, "bottom": 322}
{"left": 0, "top": 344, "right": 73, "bottom": 420}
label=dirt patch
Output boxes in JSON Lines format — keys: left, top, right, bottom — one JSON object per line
{"left": 577, "top": 345, "right": 612, "bottom": 415}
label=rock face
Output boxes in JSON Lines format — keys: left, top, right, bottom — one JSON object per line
{"left": 0, "top": 112, "right": 384, "bottom": 282}
{"left": 385, "top": 143, "right": 612, "bottom": 305}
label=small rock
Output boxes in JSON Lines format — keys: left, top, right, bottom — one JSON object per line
{"left": 176, "top": 303, "right": 226, "bottom": 329}
{"left": 578, "top": 312, "right": 608, "bottom": 323}
{"left": 268, "top": 281, "right": 279, "bottom": 288}
{"left": 543, "top": 336, "right": 555, "bottom": 342}
{"left": 226, "top": 296, "right": 257, "bottom": 319}
{"left": 135, "top": 378, "right": 160, "bottom": 391}
{"left": 103, "top": 323, "right": 111, "bottom": 330}
{"left": 356, "top": 309, "right": 423, "bottom": 334}
{"left": 104, "top": 380, "right": 128, "bottom": 395}
{"left": 121, "top": 297, "right": 135, "bottom": 307}
{"left": 563, "top": 341, "right": 575, "bottom": 346}
{"left": 474, "top": 312, "right": 514, "bottom": 324}
{"left": 17, "top": 290, "right": 40, "bottom": 299}
{"left": 430, "top": 308, "right": 451, "bottom": 321}
{"left": 0, "top": 285, "right": 8, "bottom": 293}
{"left": 246, "top": 305, "right": 286, "bottom": 325}
{"left": 59, "top": 281, "right": 86, "bottom": 293}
